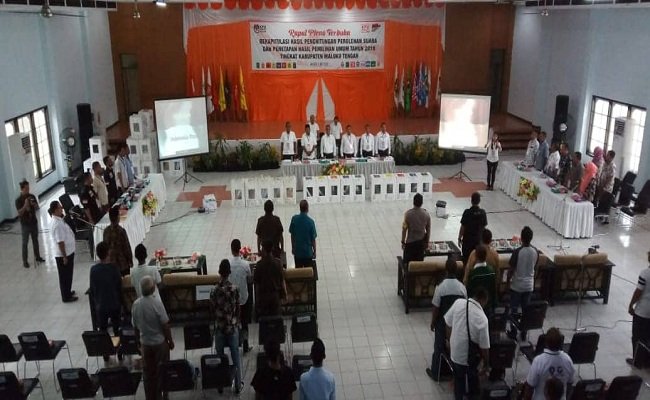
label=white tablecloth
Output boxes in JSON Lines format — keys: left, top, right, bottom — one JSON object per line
{"left": 281, "top": 158, "right": 396, "bottom": 190}
{"left": 94, "top": 174, "right": 167, "bottom": 255}
{"left": 497, "top": 162, "right": 594, "bottom": 238}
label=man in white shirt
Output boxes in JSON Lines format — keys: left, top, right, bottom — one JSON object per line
{"left": 308, "top": 114, "right": 320, "bottom": 138}
{"left": 359, "top": 125, "right": 375, "bottom": 157}
{"left": 444, "top": 288, "right": 490, "bottom": 400}
{"left": 115, "top": 143, "right": 134, "bottom": 190}
{"left": 320, "top": 125, "right": 336, "bottom": 159}
{"left": 525, "top": 131, "right": 539, "bottom": 167}
{"left": 301, "top": 125, "right": 318, "bottom": 160}
{"left": 130, "top": 244, "right": 162, "bottom": 299}
{"left": 92, "top": 161, "right": 109, "bottom": 212}
{"left": 375, "top": 122, "right": 391, "bottom": 157}
{"left": 523, "top": 327, "right": 575, "bottom": 400}
{"left": 545, "top": 142, "right": 561, "bottom": 179}
{"left": 330, "top": 116, "right": 343, "bottom": 151}
{"left": 340, "top": 125, "right": 357, "bottom": 158}
{"left": 48, "top": 201, "right": 78, "bottom": 303}
{"left": 427, "top": 259, "right": 467, "bottom": 381}
{"left": 229, "top": 239, "right": 252, "bottom": 353}
{"left": 280, "top": 121, "right": 297, "bottom": 161}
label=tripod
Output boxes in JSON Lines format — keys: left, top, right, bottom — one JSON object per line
{"left": 573, "top": 256, "right": 587, "bottom": 332}
{"left": 449, "top": 160, "right": 471, "bottom": 181}
{"left": 547, "top": 192, "right": 571, "bottom": 253}
{"left": 174, "top": 158, "right": 203, "bottom": 191}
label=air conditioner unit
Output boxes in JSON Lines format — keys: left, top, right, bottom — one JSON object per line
{"left": 614, "top": 117, "right": 628, "bottom": 137}
{"left": 20, "top": 132, "right": 31, "bottom": 154}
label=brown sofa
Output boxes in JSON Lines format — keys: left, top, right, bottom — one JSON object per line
{"left": 495, "top": 254, "right": 552, "bottom": 303}
{"left": 551, "top": 253, "right": 613, "bottom": 305}
{"left": 397, "top": 256, "right": 463, "bottom": 313}
{"left": 282, "top": 267, "right": 317, "bottom": 316}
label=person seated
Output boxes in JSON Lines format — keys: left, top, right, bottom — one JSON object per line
{"left": 463, "top": 229, "right": 499, "bottom": 285}
{"left": 251, "top": 340, "right": 296, "bottom": 400}
{"left": 466, "top": 245, "right": 497, "bottom": 314}
{"left": 130, "top": 243, "right": 162, "bottom": 299}
{"left": 523, "top": 327, "right": 575, "bottom": 400}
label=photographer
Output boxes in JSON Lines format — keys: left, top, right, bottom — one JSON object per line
{"left": 15, "top": 181, "right": 45, "bottom": 268}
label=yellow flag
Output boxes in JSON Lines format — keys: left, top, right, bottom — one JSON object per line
{"left": 239, "top": 65, "right": 248, "bottom": 112}
{"left": 218, "top": 66, "right": 226, "bottom": 112}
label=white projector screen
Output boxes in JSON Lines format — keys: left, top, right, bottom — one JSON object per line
{"left": 438, "top": 94, "right": 491, "bottom": 154}
{"left": 155, "top": 97, "right": 209, "bottom": 161}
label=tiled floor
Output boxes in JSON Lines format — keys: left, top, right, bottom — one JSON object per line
{"left": 1, "top": 153, "right": 649, "bottom": 399}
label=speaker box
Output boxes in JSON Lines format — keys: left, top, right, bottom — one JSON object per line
{"left": 77, "top": 103, "right": 93, "bottom": 160}
{"left": 554, "top": 95, "right": 569, "bottom": 123}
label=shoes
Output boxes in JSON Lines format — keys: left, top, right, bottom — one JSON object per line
{"left": 23, "top": 262, "right": 30, "bottom": 268}
{"left": 425, "top": 368, "right": 436, "bottom": 380}
{"left": 243, "top": 340, "right": 250, "bottom": 354}
{"left": 70, "top": 290, "right": 76, "bottom": 295}
{"left": 234, "top": 382, "right": 244, "bottom": 395}
{"left": 626, "top": 357, "right": 635, "bottom": 367}
{"left": 36, "top": 257, "right": 46, "bottom": 263}
{"left": 63, "top": 295, "right": 79, "bottom": 303}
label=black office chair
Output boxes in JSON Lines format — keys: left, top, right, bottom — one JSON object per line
{"left": 563, "top": 332, "right": 599, "bottom": 379}
{"left": 117, "top": 326, "right": 140, "bottom": 361}
{"left": 0, "top": 371, "right": 44, "bottom": 400}
{"left": 200, "top": 354, "right": 232, "bottom": 394}
{"left": 512, "top": 301, "right": 548, "bottom": 343}
{"left": 81, "top": 331, "right": 119, "bottom": 371}
{"left": 183, "top": 324, "right": 213, "bottom": 359}
{"left": 612, "top": 171, "right": 637, "bottom": 200}
{"left": 57, "top": 368, "right": 100, "bottom": 399}
{"left": 0, "top": 335, "right": 23, "bottom": 377}
{"left": 489, "top": 338, "right": 517, "bottom": 383}
{"left": 292, "top": 355, "right": 313, "bottom": 381}
{"left": 160, "top": 359, "right": 195, "bottom": 394}
{"left": 604, "top": 375, "right": 643, "bottom": 400}
{"left": 97, "top": 366, "right": 142, "bottom": 399}
{"left": 18, "top": 332, "right": 72, "bottom": 391}
{"left": 569, "top": 379, "right": 606, "bottom": 400}
{"left": 520, "top": 333, "right": 547, "bottom": 364}
{"left": 633, "top": 339, "right": 650, "bottom": 368}
{"left": 58, "top": 194, "right": 76, "bottom": 216}
{"left": 258, "top": 316, "right": 286, "bottom": 346}
{"left": 290, "top": 313, "right": 318, "bottom": 343}
{"left": 481, "top": 380, "right": 511, "bottom": 400}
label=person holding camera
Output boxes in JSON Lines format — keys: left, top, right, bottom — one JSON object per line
{"left": 15, "top": 181, "right": 45, "bottom": 268}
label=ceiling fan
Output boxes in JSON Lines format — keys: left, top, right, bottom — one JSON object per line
{"left": 1, "top": 0, "right": 86, "bottom": 18}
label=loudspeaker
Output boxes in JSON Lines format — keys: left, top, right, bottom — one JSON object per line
{"left": 554, "top": 95, "right": 569, "bottom": 123}
{"left": 77, "top": 103, "right": 93, "bottom": 160}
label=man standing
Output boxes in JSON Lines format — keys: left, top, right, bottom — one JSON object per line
{"left": 545, "top": 143, "right": 560, "bottom": 179}
{"left": 132, "top": 276, "right": 174, "bottom": 400}
{"left": 130, "top": 244, "right": 162, "bottom": 299}
{"left": 557, "top": 143, "right": 572, "bottom": 186}
{"left": 299, "top": 338, "right": 336, "bottom": 400}
{"left": 523, "top": 328, "right": 575, "bottom": 400}
{"left": 256, "top": 200, "right": 284, "bottom": 258}
{"left": 115, "top": 143, "right": 135, "bottom": 190}
{"left": 48, "top": 201, "right": 78, "bottom": 303}
{"left": 534, "top": 131, "right": 549, "bottom": 171}
{"left": 508, "top": 226, "right": 538, "bottom": 341}
{"left": 301, "top": 124, "right": 317, "bottom": 160}
{"left": 401, "top": 193, "right": 431, "bottom": 266}
{"left": 289, "top": 200, "right": 317, "bottom": 271}
{"left": 211, "top": 260, "right": 243, "bottom": 394}
{"left": 92, "top": 161, "right": 109, "bottom": 212}
{"left": 79, "top": 172, "right": 103, "bottom": 224}
{"left": 251, "top": 340, "right": 297, "bottom": 399}
{"left": 375, "top": 122, "right": 391, "bottom": 157}
{"left": 254, "top": 241, "right": 286, "bottom": 318}
{"left": 103, "top": 206, "right": 133, "bottom": 276}
{"left": 458, "top": 192, "right": 488, "bottom": 264}
{"left": 427, "top": 259, "right": 466, "bottom": 381}
{"left": 308, "top": 114, "right": 320, "bottom": 138}
{"left": 340, "top": 125, "right": 357, "bottom": 158}
{"left": 359, "top": 124, "right": 375, "bottom": 157}
{"left": 280, "top": 121, "right": 297, "bottom": 161}
{"left": 229, "top": 239, "right": 252, "bottom": 353}
{"left": 596, "top": 150, "right": 617, "bottom": 206}
{"left": 626, "top": 250, "right": 650, "bottom": 366}
{"left": 89, "top": 241, "right": 122, "bottom": 337}
{"left": 103, "top": 155, "right": 119, "bottom": 204}
{"left": 525, "top": 131, "right": 539, "bottom": 167}
{"left": 466, "top": 245, "right": 497, "bottom": 313}
{"left": 320, "top": 125, "right": 336, "bottom": 159}
{"left": 330, "top": 116, "right": 343, "bottom": 151}
{"left": 15, "top": 181, "right": 44, "bottom": 268}
{"left": 566, "top": 152, "right": 584, "bottom": 192}
{"left": 444, "top": 288, "right": 491, "bottom": 400}
{"left": 464, "top": 229, "right": 499, "bottom": 285}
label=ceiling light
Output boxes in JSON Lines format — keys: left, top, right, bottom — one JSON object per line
{"left": 154, "top": 0, "right": 166, "bottom": 6}
{"left": 40, "top": 2, "right": 53, "bottom": 17}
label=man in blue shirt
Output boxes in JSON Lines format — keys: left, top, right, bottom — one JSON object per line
{"left": 299, "top": 338, "right": 335, "bottom": 400}
{"left": 289, "top": 200, "right": 317, "bottom": 274}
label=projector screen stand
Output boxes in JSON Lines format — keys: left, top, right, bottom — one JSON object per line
{"left": 449, "top": 161, "right": 472, "bottom": 181}
{"left": 174, "top": 158, "right": 204, "bottom": 191}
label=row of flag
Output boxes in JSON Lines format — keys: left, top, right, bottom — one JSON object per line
{"left": 392, "top": 63, "right": 439, "bottom": 113}
{"left": 191, "top": 65, "right": 248, "bottom": 117}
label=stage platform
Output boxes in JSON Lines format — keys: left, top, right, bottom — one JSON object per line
{"left": 105, "top": 112, "right": 532, "bottom": 149}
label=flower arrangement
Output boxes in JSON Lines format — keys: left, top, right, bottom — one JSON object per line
{"left": 322, "top": 162, "right": 352, "bottom": 176}
{"left": 189, "top": 251, "right": 201, "bottom": 264}
{"left": 239, "top": 246, "right": 253, "bottom": 260}
{"left": 518, "top": 177, "right": 540, "bottom": 202}
{"left": 142, "top": 191, "right": 158, "bottom": 217}
{"left": 154, "top": 248, "right": 167, "bottom": 263}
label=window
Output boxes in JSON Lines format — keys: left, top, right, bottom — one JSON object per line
{"left": 586, "top": 96, "right": 647, "bottom": 172}
{"left": 4, "top": 107, "right": 55, "bottom": 180}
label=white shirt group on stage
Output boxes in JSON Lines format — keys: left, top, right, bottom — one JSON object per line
{"left": 340, "top": 132, "right": 357, "bottom": 157}
{"left": 301, "top": 129, "right": 318, "bottom": 160}
{"left": 280, "top": 126, "right": 297, "bottom": 157}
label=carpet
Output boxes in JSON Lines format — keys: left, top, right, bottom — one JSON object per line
{"left": 176, "top": 185, "right": 231, "bottom": 208}
{"left": 431, "top": 178, "right": 487, "bottom": 198}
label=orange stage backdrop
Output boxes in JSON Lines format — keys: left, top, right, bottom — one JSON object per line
{"left": 186, "top": 20, "right": 442, "bottom": 122}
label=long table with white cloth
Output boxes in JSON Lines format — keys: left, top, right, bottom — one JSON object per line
{"left": 94, "top": 173, "right": 167, "bottom": 255}
{"left": 281, "top": 158, "right": 396, "bottom": 190}
{"left": 497, "top": 162, "right": 594, "bottom": 238}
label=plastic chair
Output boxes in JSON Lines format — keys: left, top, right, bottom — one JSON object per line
{"left": 183, "top": 324, "right": 213, "bottom": 359}
{"left": 0, "top": 334, "right": 23, "bottom": 378}
{"left": 258, "top": 316, "right": 286, "bottom": 346}
{"left": 563, "top": 332, "right": 599, "bottom": 379}
{"left": 97, "top": 366, "right": 142, "bottom": 399}
{"left": 18, "top": 332, "right": 72, "bottom": 391}
{"left": 200, "top": 354, "right": 232, "bottom": 393}
{"left": 81, "top": 331, "right": 119, "bottom": 371}
{"left": 0, "top": 371, "right": 44, "bottom": 400}
{"left": 604, "top": 375, "right": 643, "bottom": 400}
{"left": 160, "top": 359, "right": 195, "bottom": 394}
{"left": 569, "top": 379, "right": 606, "bottom": 400}
{"left": 56, "top": 368, "right": 100, "bottom": 399}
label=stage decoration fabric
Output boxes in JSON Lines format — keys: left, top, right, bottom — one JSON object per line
{"left": 518, "top": 177, "right": 540, "bottom": 202}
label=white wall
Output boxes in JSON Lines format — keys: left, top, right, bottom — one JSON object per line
{"left": 508, "top": 7, "right": 650, "bottom": 187}
{"left": 0, "top": 11, "right": 118, "bottom": 221}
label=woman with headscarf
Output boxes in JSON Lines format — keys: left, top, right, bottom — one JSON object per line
{"left": 592, "top": 147, "right": 604, "bottom": 169}
{"left": 580, "top": 161, "right": 599, "bottom": 201}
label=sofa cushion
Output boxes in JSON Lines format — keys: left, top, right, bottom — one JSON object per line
{"left": 284, "top": 267, "right": 314, "bottom": 280}
{"left": 582, "top": 253, "right": 608, "bottom": 266}
{"left": 408, "top": 261, "right": 445, "bottom": 273}
{"left": 162, "top": 273, "right": 220, "bottom": 286}
{"left": 553, "top": 255, "right": 582, "bottom": 267}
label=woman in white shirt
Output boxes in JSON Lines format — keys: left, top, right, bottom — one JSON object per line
{"left": 485, "top": 131, "right": 502, "bottom": 190}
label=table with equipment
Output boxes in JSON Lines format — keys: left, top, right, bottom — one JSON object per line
{"left": 281, "top": 158, "right": 396, "bottom": 191}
